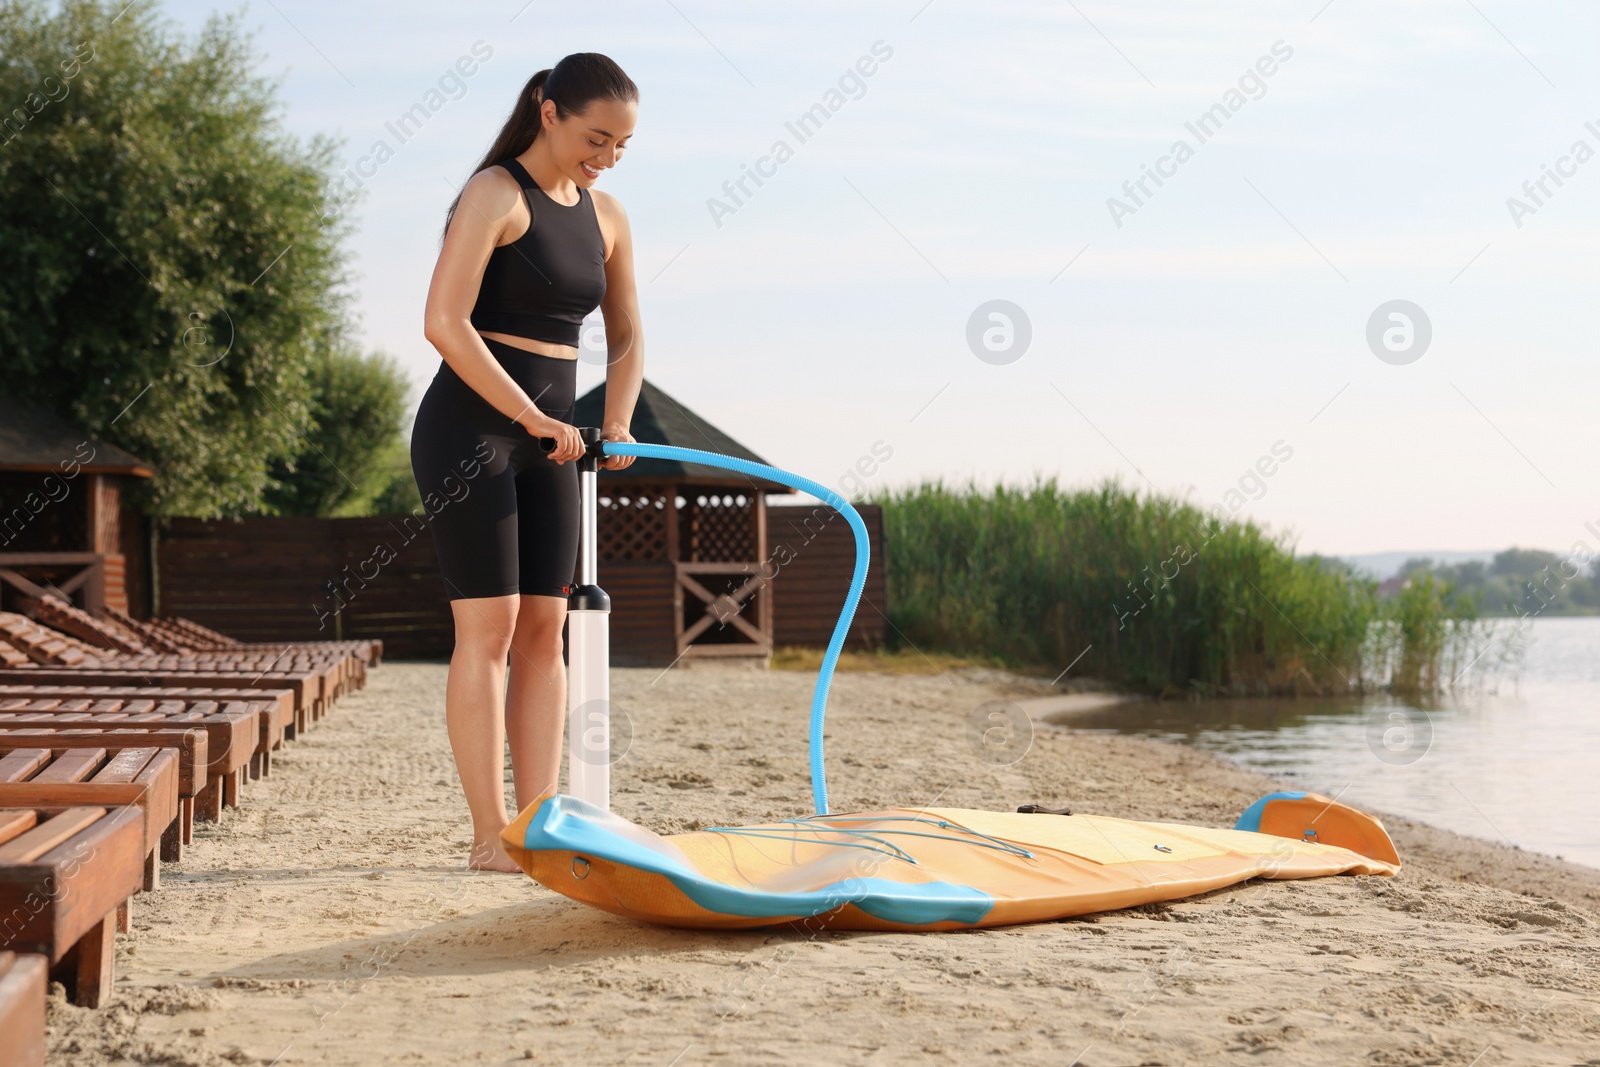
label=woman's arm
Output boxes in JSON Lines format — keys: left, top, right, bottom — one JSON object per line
{"left": 422, "top": 168, "right": 584, "bottom": 462}
{"left": 593, "top": 190, "right": 644, "bottom": 471}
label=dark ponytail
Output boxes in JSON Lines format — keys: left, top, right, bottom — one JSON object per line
{"left": 441, "top": 53, "right": 638, "bottom": 244}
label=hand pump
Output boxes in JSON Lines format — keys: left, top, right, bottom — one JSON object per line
{"left": 541, "top": 427, "right": 612, "bottom": 810}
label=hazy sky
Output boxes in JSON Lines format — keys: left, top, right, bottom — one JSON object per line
{"left": 157, "top": 0, "right": 1600, "bottom": 556}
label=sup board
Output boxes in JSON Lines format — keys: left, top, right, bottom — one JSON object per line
{"left": 501, "top": 790, "right": 1399, "bottom": 932}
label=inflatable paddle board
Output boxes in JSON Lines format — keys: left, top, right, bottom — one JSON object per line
{"left": 502, "top": 790, "right": 1399, "bottom": 932}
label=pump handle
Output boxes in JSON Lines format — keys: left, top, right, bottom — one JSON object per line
{"left": 536, "top": 427, "right": 606, "bottom": 461}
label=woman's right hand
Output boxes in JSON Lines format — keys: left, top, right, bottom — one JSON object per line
{"left": 526, "top": 416, "right": 585, "bottom": 464}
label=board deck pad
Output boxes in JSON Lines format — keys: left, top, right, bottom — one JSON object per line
{"left": 502, "top": 791, "right": 1400, "bottom": 932}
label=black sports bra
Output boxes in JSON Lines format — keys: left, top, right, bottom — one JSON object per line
{"left": 470, "top": 157, "right": 606, "bottom": 348}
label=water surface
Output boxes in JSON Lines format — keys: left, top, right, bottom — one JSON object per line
{"left": 1066, "top": 617, "right": 1600, "bottom": 869}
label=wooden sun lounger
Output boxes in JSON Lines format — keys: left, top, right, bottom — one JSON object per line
{"left": 199, "top": 638, "right": 379, "bottom": 673}
{"left": 6, "top": 608, "right": 367, "bottom": 706}
{"left": 143, "top": 614, "right": 384, "bottom": 671}
{"left": 99, "top": 654, "right": 344, "bottom": 711}
{"left": 148, "top": 615, "right": 238, "bottom": 647}
{"left": 92, "top": 606, "right": 187, "bottom": 653}
{"left": 235, "top": 639, "right": 383, "bottom": 668}
{"left": 0, "top": 686, "right": 293, "bottom": 780}
{"left": 0, "top": 614, "right": 101, "bottom": 667}
{"left": 0, "top": 804, "right": 144, "bottom": 1006}
{"left": 217, "top": 639, "right": 382, "bottom": 675}
{"left": 36, "top": 601, "right": 387, "bottom": 678}
{"left": 0, "top": 744, "right": 180, "bottom": 894}
{"left": 0, "top": 730, "right": 206, "bottom": 863}
{"left": 139, "top": 618, "right": 383, "bottom": 665}
{"left": 21, "top": 597, "right": 149, "bottom": 656}
{"left": 0, "top": 951, "right": 46, "bottom": 1066}
{"left": 4, "top": 645, "right": 343, "bottom": 706}
{"left": 0, "top": 701, "right": 259, "bottom": 823}
{"left": 0, "top": 668, "right": 318, "bottom": 735}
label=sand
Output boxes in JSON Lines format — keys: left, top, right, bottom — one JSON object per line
{"left": 44, "top": 661, "right": 1600, "bottom": 1066}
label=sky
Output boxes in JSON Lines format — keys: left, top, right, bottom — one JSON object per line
{"left": 153, "top": 0, "right": 1600, "bottom": 557}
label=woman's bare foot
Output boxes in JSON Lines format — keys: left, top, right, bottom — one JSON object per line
{"left": 467, "top": 836, "right": 522, "bottom": 873}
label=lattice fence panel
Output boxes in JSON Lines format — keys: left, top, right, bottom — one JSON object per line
{"left": 680, "top": 489, "right": 755, "bottom": 563}
{"left": 598, "top": 484, "right": 671, "bottom": 562}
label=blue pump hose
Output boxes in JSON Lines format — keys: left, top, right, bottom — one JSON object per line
{"left": 599, "top": 440, "right": 869, "bottom": 816}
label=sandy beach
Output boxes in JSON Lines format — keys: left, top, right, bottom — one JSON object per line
{"left": 44, "top": 660, "right": 1600, "bottom": 1066}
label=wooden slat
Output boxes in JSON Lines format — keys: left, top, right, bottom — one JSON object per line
{"left": 0, "top": 950, "right": 47, "bottom": 1067}
{"left": 0, "top": 750, "right": 49, "bottom": 783}
{"left": 0, "top": 809, "right": 38, "bottom": 846}
{"left": 30, "top": 750, "right": 106, "bottom": 784}
{"left": 0, "top": 782, "right": 146, "bottom": 809}
{"left": 0, "top": 671, "right": 310, "bottom": 716}
{"left": 0, "top": 730, "right": 207, "bottom": 796}
{"left": 0, "top": 715, "right": 88, "bottom": 725}
{"left": 0, "top": 807, "right": 106, "bottom": 863}
{"left": 91, "top": 747, "right": 157, "bottom": 784}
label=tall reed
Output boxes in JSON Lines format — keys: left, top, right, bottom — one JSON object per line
{"left": 872, "top": 476, "right": 1477, "bottom": 697}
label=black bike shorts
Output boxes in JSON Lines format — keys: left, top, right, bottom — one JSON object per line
{"left": 409, "top": 337, "right": 579, "bottom": 600}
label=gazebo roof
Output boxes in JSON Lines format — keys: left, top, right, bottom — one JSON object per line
{"left": 572, "top": 377, "right": 795, "bottom": 493}
{"left": 0, "top": 398, "right": 155, "bottom": 478}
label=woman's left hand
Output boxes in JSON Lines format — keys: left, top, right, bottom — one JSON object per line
{"left": 600, "top": 423, "right": 636, "bottom": 470}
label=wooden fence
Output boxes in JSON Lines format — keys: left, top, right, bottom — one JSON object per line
{"left": 157, "top": 503, "right": 886, "bottom": 662}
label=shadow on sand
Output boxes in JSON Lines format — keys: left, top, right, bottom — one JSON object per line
{"left": 209, "top": 892, "right": 852, "bottom": 983}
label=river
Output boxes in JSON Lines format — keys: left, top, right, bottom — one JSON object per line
{"left": 1065, "top": 616, "right": 1600, "bottom": 869}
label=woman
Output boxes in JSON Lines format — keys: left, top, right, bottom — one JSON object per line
{"left": 413, "top": 53, "right": 643, "bottom": 871}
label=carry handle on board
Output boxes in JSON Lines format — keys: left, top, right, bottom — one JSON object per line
{"left": 538, "top": 426, "right": 612, "bottom": 811}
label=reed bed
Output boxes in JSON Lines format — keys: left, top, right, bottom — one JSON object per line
{"left": 872, "top": 477, "right": 1483, "bottom": 697}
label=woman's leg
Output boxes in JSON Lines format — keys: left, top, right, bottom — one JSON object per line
{"left": 506, "top": 406, "right": 579, "bottom": 811}
{"left": 446, "top": 593, "right": 521, "bottom": 871}
{"left": 506, "top": 594, "right": 568, "bottom": 812}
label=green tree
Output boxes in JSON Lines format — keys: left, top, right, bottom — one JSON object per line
{"left": 365, "top": 434, "right": 424, "bottom": 516}
{"left": 1490, "top": 547, "right": 1560, "bottom": 579}
{"left": 1390, "top": 551, "right": 1599, "bottom": 616}
{"left": 261, "top": 346, "right": 416, "bottom": 516}
{"left": 0, "top": 0, "right": 378, "bottom": 517}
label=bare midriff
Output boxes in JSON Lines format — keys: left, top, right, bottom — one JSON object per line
{"left": 477, "top": 331, "right": 579, "bottom": 360}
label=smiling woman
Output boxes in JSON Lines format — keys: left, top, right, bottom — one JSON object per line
{"left": 416, "top": 52, "right": 646, "bottom": 872}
